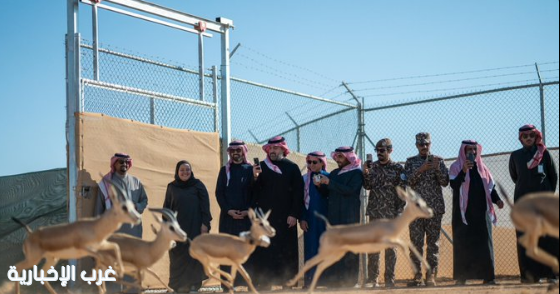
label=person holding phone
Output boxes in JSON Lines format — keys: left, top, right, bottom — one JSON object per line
{"left": 362, "top": 138, "right": 405, "bottom": 288}
{"left": 319, "top": 146, "right": 363, "bottom": 288}
{"left": 300, "top": 151, "right": 330, "bottom": 288}
{"left": 404, "top": 132, "right": 449, "bottom": 287}
{"left": 250, "top": 136, "right": 304, "bottom": 291}
{"left": 509, "top": 124, "right": 558, "bottom": 284}
{"left": 449, "top": 140, "right": 504, "bottom": 286}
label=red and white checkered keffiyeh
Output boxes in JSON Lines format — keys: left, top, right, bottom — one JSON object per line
{"left": 331, "top": 146, "right": 362, "bottom": 175}
{"left": 518, "top": 124, "right": 547, "bottom": 169}
{"left": 262, "top": 136, "right": 291, "bottom": 175}
{"left": 449, "top": 141, "right": 496, "bottom": 226}
{"left": 99, "top": 153, "right": 132, "bottom": 209}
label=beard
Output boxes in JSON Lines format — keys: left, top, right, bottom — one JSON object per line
{"left": 232, "top": 154, "right": 243, "bottom": 163}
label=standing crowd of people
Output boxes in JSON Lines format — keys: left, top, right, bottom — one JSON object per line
{"left": 96, "top": 124, "right": 558, "bottom": 293}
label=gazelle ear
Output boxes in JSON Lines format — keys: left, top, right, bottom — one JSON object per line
{"left": 396, "top": 186, "right": 408, "bottom": 201}
{"left": 248, "top": 208, "right": 257, "bottom": 220}
{"left": 408, "top": 188, "right": 420, "bottom": 201}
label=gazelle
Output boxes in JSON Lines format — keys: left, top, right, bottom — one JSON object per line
{"left": 287, "top": 187, "right": 433, "bottom": 293}
{"left": 96, "top": 208, "right": 187, "bottom": 292}
{"left": 498, "top": 185, "right": 559, "bottom": 275}
{"left": 189, "top": 208, "right": 276, "bottom": 294}
{"left": 11, "top": 183, "right": 141, "bottom": 294}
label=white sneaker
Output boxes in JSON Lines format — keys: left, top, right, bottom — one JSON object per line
{"left": 364, "top": 282, "right": 380, "bottom": 288}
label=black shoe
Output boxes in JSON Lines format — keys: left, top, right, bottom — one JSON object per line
{"left": 483, "top": 279, "right": 498, "bottom": 285}
{"left": 385, "top": 281, "right": 395, "bottom": 288}
{"left": 407, "top": 278, "right": 424, "bottom": 287}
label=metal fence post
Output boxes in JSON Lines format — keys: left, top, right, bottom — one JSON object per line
{"left": 66, "top": 0, "right": 80, "bottom": 226}
{"left": 198, "top": 32, "right": 205, "bottom": 101}
{"left": 66, "top": 0, "right": 81, "bottom": 281}
{"left": 220, "top": 24, "right": 232, "bottom": 166}
{"left": 535, "top": 63, "right": 546, "bottom": 144}
{"left": 342, "top": 81, "right": 368, "bottom": 285}
{"left": 150, "top": 98, "right": 155, "bottom": 124}
{"left": 286, "top": 112, "right": 301, "bottom": 153}
{"left": 212, "top": 66, "right": 219, "bottom": 133}
{"left": 92, "top": 2, "right": 100, "bottom": 81}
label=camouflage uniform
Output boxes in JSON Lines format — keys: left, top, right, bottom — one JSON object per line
{"left": 364, "top": 160, "right": 406, "bottom": 284}
{"left": 405, "top": 154, "right": 449, "bottom": 280}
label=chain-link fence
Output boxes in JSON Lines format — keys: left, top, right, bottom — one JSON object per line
{"left": 77, "top": 36, "right": 559, "bottom": 284}
{"left": 81, "top": 42, "right": 218, "bottom": 133}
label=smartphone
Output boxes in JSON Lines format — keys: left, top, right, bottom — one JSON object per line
{"left": 313, "top": 174, "right": 322, "bottom": 183}
{"left": 366, "top": 153, "right": 373, "bottom": 161}
{"left": 253, "top": 157, "right": 260, "bottom": 166}
{"left": 427, "top": 154, "right": 433, "bottom": 163}
{"left": 467, "top": 153, "right": 475, "bottom": 162}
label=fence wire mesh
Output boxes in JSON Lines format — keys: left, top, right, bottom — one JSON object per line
{"left": 81, "top": 41, "right": 217, "bottom": 132}
{"left": 230, "top": 78, "right": 357, "bottom": 154}
{"left": 78, "top": 38, "right": 559, "bottom": 284}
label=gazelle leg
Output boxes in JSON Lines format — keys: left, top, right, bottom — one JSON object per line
{"left": 145, "top": 267, "right": 173, "bottom": 292}
{"left": 520, "top": 228, "right": 560, "bottom": 273}
{"left": 202, "top": 264, "right": 234, "bottom": 290}
{"left": 236, "top": 264, "right": 258, "bottom": 294}
{"left": 307, "top": 253, "right": 345, "bottom": 294}
{"left": 41, "top": 257, "right": 59, "bottom": 294}
{"left": 407, "top": 240, "right": 431, "bottom": 273}
{"left": 287, "top": 251, "right": 329, "bottom": 286}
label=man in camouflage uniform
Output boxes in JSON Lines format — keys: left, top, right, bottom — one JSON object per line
{"left": 405, "top": 132, "right": 449, "bottom": 287}
{"left": 363, "top": 138, "right": 406, "bottom": 288}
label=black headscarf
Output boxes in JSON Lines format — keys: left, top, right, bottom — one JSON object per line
{"left": 172, "top": 160, "right": 200, "bottom": 188}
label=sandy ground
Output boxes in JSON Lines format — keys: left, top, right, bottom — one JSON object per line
{"left": 1, "top": 285, "right": 557, "bottom": 294}
{"left": 184, "top": 280, "right": 559, "bottom": 294}
{"left": 206, "top": 282, "right": 558, "bottom": 294}
{"left": 1, "top": 280, "right": 557, "bottom": 294}
{"left": 263, "top": 285, "right": 557, "bottom": 294}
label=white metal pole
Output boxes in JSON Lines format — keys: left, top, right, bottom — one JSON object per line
{"left": 198, "top": 32, "right": 205, "bottom": 101}
{"left": 212, "top": 66, "right": 219, "bottom": 133}
{"left": 220, "top": 25, "right": 232, "bottom": 166}
{"left": 66, "top": 0, "right": 80, "bottom": 225}
{"left": 66, "top": 0, "right": 81, "bottom": 279}
{"left": 92, "top": 3, "right": 100, "bottom": 81}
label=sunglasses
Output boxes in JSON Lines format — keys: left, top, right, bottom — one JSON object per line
{"left": 375, "top": 148, "right": 387, "bottom": 153}
{"left": 229, "top": 148, "right": 243, "bottom": 153}
{"left": 417, "top": 143, "right": 430, "bottom": 147}
{"left": 307, "top": 160, "right": 319, "bottom": 165}
{"left": 117, "top": 159, "right": 131, "bottom": 165}
{"left": 522, "top": 133, "right": 536, "bottom": 139}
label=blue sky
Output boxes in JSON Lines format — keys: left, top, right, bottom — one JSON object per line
{"left": 0, "top": 0, "right": 559, "bottom": 176}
